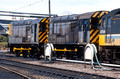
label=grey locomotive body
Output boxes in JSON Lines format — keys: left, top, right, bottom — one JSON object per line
{"left": 48, "top": 13, "right": 91, "bottom": 45}
{"left": 9, "top": 19, "right": 41, "bottom": 45}
{"left": 9, "top": 18, "right": 50, "bottom": 58}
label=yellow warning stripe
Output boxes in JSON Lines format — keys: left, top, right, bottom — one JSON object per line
{"left": 46, "top": 29, "right": 48, "bottom": 32}
{"left": 98, "top": 12, "right": 103, "bottom": 18}
{"left": 38, "top": 17, "right": 50, "bottom": 44}
{"left": 44, "top": 39, "right": 48, "bottom": 43}
{"left": 91, "top": 34, "right": 99, "bottom": 43}
{"left": 39, "top": 32, "right": 42, "bottom": 36}
{"left": 41, "top": 18, "right": 47, "bottom": 23}
{"left": 90, "top": 29, "right": 94, "bottom": 35}
{"left": 105, "top": 11, "right": 108, "bottom": 14}
{"left": 40, "top": 35, "right": 47, "bottom": 43}
{"left": 90, "top": 19, "right": 91, "bottom": 22}
{"left": 46, "top": 24, "right": 49, "bottom": 32}
{"left": 89, "top": 11, "right": 109, "bottom": 44}
{"left": 45, "top": 19, "right": 48, "bottom": 23}
{"left": 92, "top": 12, "right": 99, "bottom": 17}
{"left": 99, "top": 19, "right": 102, "bottom": 24}
{"left": 39, "top": 32, "right": 46, "bottom": 40}
{"left": 90, "top": 30, "right": 99, "bottom": 41}
{"left": 46, "top": 24, "right": 48, "bottom": 28}
{"left": 46, "top": 17, "right": 50, "bottom": 22}
{"left": 90, "top": 25, "right": 92, "bottom": 29}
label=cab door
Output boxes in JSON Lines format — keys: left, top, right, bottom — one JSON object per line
{"left": 83, "top": 19, "right": 88, "bottom": 42}
{"left": 105, "top": 17, "right": 112, "bottom": 43}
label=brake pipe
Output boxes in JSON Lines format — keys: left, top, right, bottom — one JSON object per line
{"left": 91, "top": 44, "right": 111, "bottom": 71}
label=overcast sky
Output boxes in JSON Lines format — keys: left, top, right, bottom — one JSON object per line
{"left": 0, "top": 0, "right": 120, "bottom": 19}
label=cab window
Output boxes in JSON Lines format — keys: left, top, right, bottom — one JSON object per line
{"left": 107, "top": 17, "right": 111, "bottom": 28}
{"left": 102, "top": 19, "right": 106, "bottom": 28}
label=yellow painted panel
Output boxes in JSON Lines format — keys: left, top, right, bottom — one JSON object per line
{"left": 9, "top": 24, "right": 11, "bottom": 35}
{"left": 99, "top": 35, "right": 105, "bottom": 46}
{"left": 112, "top": 18, "right": 120, "bottom": 20}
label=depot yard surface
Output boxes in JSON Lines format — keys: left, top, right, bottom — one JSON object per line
{"left": 0, "top": 52, "right": 119, "bottom": 79}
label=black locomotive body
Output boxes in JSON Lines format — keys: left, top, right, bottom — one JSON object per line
{"left": 48, "top": 11, "right": 108, "bottom": 60}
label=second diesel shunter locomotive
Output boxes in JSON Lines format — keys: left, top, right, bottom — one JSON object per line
{"left": 47, "top": 11, "right": 108, "bottom": 60}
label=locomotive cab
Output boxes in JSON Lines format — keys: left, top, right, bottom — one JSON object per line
{"left": 99, "top": 8, "right": 120, "bottom": 64}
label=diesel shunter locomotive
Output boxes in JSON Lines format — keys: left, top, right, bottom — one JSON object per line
{"left": 9, "top": 18, "right": 50, "bottom": 58}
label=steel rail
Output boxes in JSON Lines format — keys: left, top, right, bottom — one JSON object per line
{"left": 0, "top": 65, "right": 31, "bottom": 79}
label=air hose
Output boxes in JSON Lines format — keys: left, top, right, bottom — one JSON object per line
{"left": 91, "top": 44, "right": 111, "bottom": 71}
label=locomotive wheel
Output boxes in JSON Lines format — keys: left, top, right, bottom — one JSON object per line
{"left": 15, "top": 52, "right": 20, "bottom": 57}
{"left": 36, "top": 53, "right": 41, "bottom": 60}
{"left": 56, "top": 52, "right": 62, "bottom": 59}
{"left": 23, "top": 52, "right": 27, "bottom": 58}
{"left": 66, "top": 52, "right": 70, "bottom": 59}
{"left": 29, "top": 53, "right": 34, "bottom": 58}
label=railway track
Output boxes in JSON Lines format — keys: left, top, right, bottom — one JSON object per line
{"left": 0, "top": 64, "right": 30, "bottom": 79}
{"left": 0, "top": 57, "right": 117, "bottom": 79}
{"left": 1, "top": 52, "right": 120, "bottom": 69}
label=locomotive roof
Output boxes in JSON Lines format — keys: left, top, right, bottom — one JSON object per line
{"left": 11, "top": 18, "right": 43, "bottom": 26}
{"left": 102, "top": 8, "right": 120, "bottom": 18}
{"left": 51, "top": 12, "right": 97, "bottom": 22}
{"left": 51, "top": 14, "right": 78, "bottom": 22}
{"left": 77, "top": 12, "right": 95, "bottom": 19}
{"left": 111, "top": 8, "right": 120, "bottom": 16}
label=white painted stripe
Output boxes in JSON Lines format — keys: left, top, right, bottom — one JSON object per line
{"left": 106, "top": 34, "right": 120, "bottom": 36}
